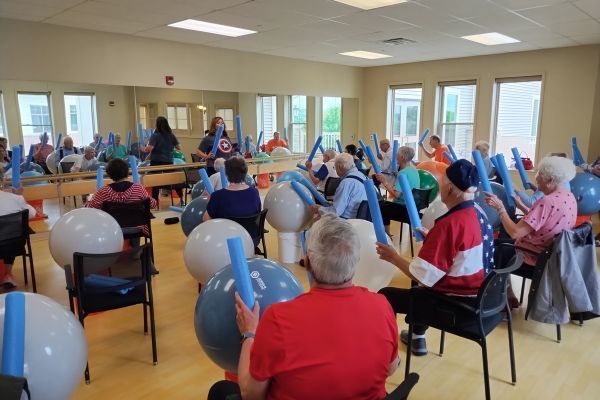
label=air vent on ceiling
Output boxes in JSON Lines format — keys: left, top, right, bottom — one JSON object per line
{"left": 381, "top": 37, "right": 416, "bottom": 46}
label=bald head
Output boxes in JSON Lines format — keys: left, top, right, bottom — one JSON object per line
{"left": 380, "top": 139, "right": 390, "bottom": 153}
{"left": 63, "top": 136, "right": 74, "bottom": 149}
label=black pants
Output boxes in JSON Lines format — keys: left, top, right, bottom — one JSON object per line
{"left": 378, "top": 287, "right": 428, "bottom": 335}
{"left": 380, "top": 201, "right": 410, "bottom": 227}
{"left": 208, "top": 380, "right": 241, "bottom": 400}
{"left": 0, "top": 244, "right": 18, "bottom": 265}
{"left": 149, "top": 160, "right": 183, "bottom": 202}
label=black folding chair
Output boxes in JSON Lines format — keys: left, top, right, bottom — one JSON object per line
{"left": 183, "top": 167, "right": 202, "bottom": 205}
{"left": 65, "top": 244, "right": 157, "bottom": 383}
{"left": 191, "top": 153, "right": 202, "bottom": 163}
{"left": 323, "top": 177, "right": 342, "bottom": 201}
{"left": 404, "top": 257, "right": 520, "bottom": 400}
{"left": 59, "top": 161, "right": 75, "bottom": 173}
{"left": 0, "top": 210, "right": 36, "bottom": 292}
{"left": 385, "top": 373, "right": 419, "bottom": 400}
{"left": 224, "top": 209, "right": 269, "bottom": 258}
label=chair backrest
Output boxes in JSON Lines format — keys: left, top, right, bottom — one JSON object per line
{"left": 101, "top": 198, "right": 154, "bottom": 229}
{"left": 323, "top": 177, "right": 342, "bottom": 198}
{"left": 478, "top": 254, "right": 523, "bottom": 318}
{"left": 224, "top": 209, "right": 267, "bottom": 242}
{"left": 412, "top": 187, "right": 433, "bottom": 211}
{"left": 183, "top": 168, "right": 201, "bottom": 186}
{"left": 355, "top": 200, "right": 372, "bottom": 222}
{"left": 0, "top": 210, "right": 29, "bottom": 245}
{"left": 190, "top": 153, "right": 202, "bottom": 163}
{"left": 60, "top": 161, "right": 75, "bottom": 173}
{"left": 72, "top": 244, "right": 152, "bottom": 311}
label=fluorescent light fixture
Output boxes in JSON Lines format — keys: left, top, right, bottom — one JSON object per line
{"left": 339, "top": 50, "right": 392, "bottom": 59}
{"left": 168, "top": 19, "right": 256, "bottom": 37}
{"left": 333, "top": 0, "right": 408, "bottom": 10}
{"left": 461, "top": 32, "right": 520, "bottom": 45}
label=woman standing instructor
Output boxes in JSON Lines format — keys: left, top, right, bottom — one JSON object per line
{"left": 142, "top": 116, "right": 183, "bottom": 204}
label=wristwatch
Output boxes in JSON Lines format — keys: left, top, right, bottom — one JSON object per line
{"left": 240, "top": 331, "right": 255, "bottom": 344}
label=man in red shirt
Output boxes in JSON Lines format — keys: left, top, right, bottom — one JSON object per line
{"left": 376, "top": 160, "right": 494, "bottom": 356}
{"left": 209, "top": 216, "right": 399, "bottom": 400}
{"left": 265, "top": 131, "right": 287, "bottom": 154}
{"left": 419, "top": 134, "right": 451, "bottom": 165}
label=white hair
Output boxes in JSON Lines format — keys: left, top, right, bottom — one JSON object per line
{"left": 214, "top": 157, "right": 226, "bottom": 170}
{"left": 323, "top": 149, "right": 337, "bottom": 162}
{"left": 474, "top": 141, "right": 490, "bottom": 154}
{"left": 536, "top": 156, "right": 576, "bottom": 185}
{"left": 307, "top": 215, "right": 360, "bottom": 285}
{"left": 398, "top": 146, "right": 415, "bottom": 162}
{"left": 334, "top": 153, "right": 355, "bottom": 175}
{"left": 84, "top": 146, "right": 95, "bottom": 153}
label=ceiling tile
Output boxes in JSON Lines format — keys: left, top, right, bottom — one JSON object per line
{"left": 64, "top": 1, "right": 180, "bottom": 25}
{"left": 516, "top": 3, "right": 591, "bottom": 25}
{"left": 331, "top": 10, "right": 415, "bottom": 30}
{"left": 489, "top": 0, "right": 570, "bottom": 11}
{"left": 6, "top": 0, "right": 86, "bottom": 7}
{"left": 529, "top": 36, "right": 578, "bottom": 48}
{"left": 0, "top": 0, "right": 63, "bottom": 21}
{"left": 572, "top": 0, "right": 600, "bottom": 20}
{"left": 548, "top": 18, "right": 600, "bottom": 37}
{"left": 570, "top": 33, "right": 600, "bottom": 45}
{"left": 275, "top": 0, "right": 359, "bottom": 19}
{"left": 375, "top": 1, "right": 458, "bottom": 27}
{"left": 434, "top": 19, "right": 488, "bottom": 38}
{"left": 45, "top": 10, "right": 160, "bottom": 34}
{"left": 416, "top": 0, "right": 505, "bottom": 19}
{"left": 300, "top": 19, "right": 376, "bottom": 36}
{"left": 466, "top": 10, "right": 542, "bottom": 30}
{"left": 223, "top": 0, "right": 323, "bottom": 27}
{"left": 188, "top": 10, "right": 276, "bottom": 32}
{"left": 135, "top": 26, "right": 225, "bottom": 45}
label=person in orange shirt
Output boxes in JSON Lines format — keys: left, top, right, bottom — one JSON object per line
{"left": 265, "top": 131, "right": 287, "bottom": 153}
{"left": 419, "top": 134, "right": 451, "bottom": 165}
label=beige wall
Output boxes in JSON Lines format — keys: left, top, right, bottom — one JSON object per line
{"left": 0, "top": 19, "right": 361, "bottom": 98}
{"left": 0, "top": 79, "right": 134, "bottom": 147}
{"left": 361, "top": 45, "right": 600, "bottom": 162}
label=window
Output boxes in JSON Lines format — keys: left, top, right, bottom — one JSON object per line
{"left": 18, "top": 92, "right": 53, "bottom": 149}
{"left": 64, "top": 93, "right": 97, "bottom": 146}
{"left": 438, "top": 81, "right": 476, "bottom": 159}
{"left": 167, "top": 104, "right": 189, "bottom": 130}
{"left": 322, "top": 96, "right": 341, "bottom": 149}
{"left": 290, "top": 95, "right": 307, "bottom": 153}
{"left": 493, "top": 77, "right": 542, "bottom": 164}
{"left": 216, "top": 108, "right": 235, "bottom": 132}
{"left": 388, "top": 86, "right": 422, "bottom": 159}
{"left": 258, "top": 95, "right": 277, "bottom": 142}
{"left": 0, "top": 92, "right": 6, "bottom": 139}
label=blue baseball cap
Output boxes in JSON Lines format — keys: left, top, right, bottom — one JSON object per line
{"left": 446, "top": 159, "right": 479, "bottom": 192}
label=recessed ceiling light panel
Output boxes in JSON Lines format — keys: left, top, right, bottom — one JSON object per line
{"left": 168, "top": 19, "right": 256, "bottom": 37}
{"left": 461, "top": 32, "right": 520, "bottom": 45}
{"left": 339, "top": 50, "right": 392, "bottom": 59}
{"left": 333, "top": 0, "right": 408, "bottom": 10}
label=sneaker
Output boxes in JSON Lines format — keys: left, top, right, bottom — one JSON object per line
{"left": 1, "top": 273, "right": 17, "bottom": 289}
{"left": 400, "top": 330, "right": 428, "bottom": 356}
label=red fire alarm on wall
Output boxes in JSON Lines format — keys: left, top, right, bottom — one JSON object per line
{"left": 165, "top": 76, "right": 175, "bottom": 86}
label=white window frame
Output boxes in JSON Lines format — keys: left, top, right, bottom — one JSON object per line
{"left": 387, "top": 84, "right": 423, "bottom": 160}
{"left": 437, "top": 80, "right": 477, "bottom": 159}
{"left": 166, "top": 103, "right": 190, "bottom": 131}
{"left": 321, "top": 96, "right": 342, "bottom": 150}
{"left": 215, "top": 107, "right": 235, "bottom": 134}
{"left": 258, "top": 95, "right": 277, "bottom": 143}
{"left": 290, "top": 95, "right": 307, "bottom": 153}
{"left": 17, "top": 91, "right": 54, "bottom": 145}
{"left": 0, "top": 92, "right": 6, "bottom": 139}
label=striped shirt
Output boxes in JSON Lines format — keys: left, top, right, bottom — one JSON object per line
{"left": 87, "top": 181, "right": 157, "bottom": 235}
{"left": 409, "top": 200, "right": 493, "bottom": 296}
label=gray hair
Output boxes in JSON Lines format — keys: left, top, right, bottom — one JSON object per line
{"left": 84, "top": 146, "right": 95, "bottom": 153}
{"left": 334, "top": 153, "right": 355, "bottom": 175}
{"left": 536, "top": 156, "right": 576, "bottom": 185}
{"left": 474, "top": 141, "right": 490, "bottom": 156}
{"left": 398, "top": 146, "right": 415, "bottom": 162}
{"left": 214, "top": 157, "right": 226, "bottom": 171}
{"left": 307, "top": 215, "right": 360, "bottom": 285}
{"left": 323, "top": 149, "right": 337, "bottom": 162}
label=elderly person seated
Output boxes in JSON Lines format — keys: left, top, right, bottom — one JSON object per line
{"left": 0, "top": 144, "right": 9, "bottom": 176}
{"left": 376, "top": 160, "right": 494, "bottom": 356}
{"left": 208, "top": 158, "right": 227, "bottom": 192}
{"left": 71, "top": 146, "right": 99, "bottom": 173}
{"left": 419, "top": 134, "right": 450, "bottom": 166}
{"left": 106, "top": 133, "right": 129, "bottom": 160}
{"left": 203, "top": 156, "right": 261, "bottom": 222}
{"left": 265, "top": 131, "right": 288, "bottom": 154}
{"left": 89, "top": 133, "right": 106, "bottom": 152}
{"left": 375, "top": 146, "right": 421, "bottom": 235}
{"left": 485, "top": 156, "right": 577, "bottom": 306}
{"left": 304, "top": 149, "right": 338, "bottom": 191}
{"left": 0, "top": 187, "right": 37, "bottom": 288}
{"left": 377, "top": 138, "right": 395, "bottom": 176}
{"left": 344, "top": 144, "right": 366, "bottom": 171}
{"left": 58, "top": 136, "right": 80, "bottom": 159}
{"left": 32, "top": 133, "right": 55, "bottom": 173}
{"left": 474, "top": 141, "right": 500, "bottom": 183}
{"left": 311, "top": 153, "right": 367, "bottom": 219}
{"left": 208, "top": 216, "right": 400, "bottom": 400}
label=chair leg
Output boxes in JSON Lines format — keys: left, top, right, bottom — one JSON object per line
{"left": 22, "top": 254, "right": 28, "bottom": 285}
{"left": 480, "top": 339, "right": 491, "bottom": 400}
{"left": 399, "top": 222, "right": 404, "bottom": 242}
{"left": 27, "top": 241, "right": 36, "bottom": 293}
{"left": 148, "top": 298, "right": 158, "bottom": 365}
{"left": 519, "top": 277, "right": 526, "bottom": 304}
{"left": 143, "top": 303, "right": 148, "bottom": 335}
{"left": 262, "top": 237, "right": 268, "bottom": 259}
{"left": 404, "top": 324, "right": 413, "bottom": 378}
{"left": 506, "top": 307, "right": 517, "bottom": 384}
{"left": 556, "top": 324, "right": 561, "bottom": 343}
{"left": 439, "top": 331, "right": 445, "bottom": 356}
{"left": 85, "top": 363, "right": 91, "bottom": 384}
{"left": 408, "top": 225, "right": 414, "bottom": 258}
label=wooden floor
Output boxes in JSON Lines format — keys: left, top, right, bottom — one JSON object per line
{"left": 11, "top": 193, "right": 600, "bottom": 399}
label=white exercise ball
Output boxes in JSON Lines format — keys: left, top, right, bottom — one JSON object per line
{"left": 347, "top": 219, "right": 397, "bottom": 292}
{"left": 184, "top": 219, "right": 254, "bottom": 283}
{"left": 264, "top": 181, "right": 313, "bottom": 233}
{"left": 0, "top": 292, "right": 87, "bottom": 400}
{"left": 421, "top": 198, "right": 448, "bottom": 230}
{"left": 58, "top": 153, "right": 81, "bottom": 173}
{"left": 45, "top": 151, "right": 59, "bottom": 174}
{"left": 49, "top": 208, "right": 124, "bottom": 268}
{"left": 270, "top": 147, "right": 291, "bottom": 158}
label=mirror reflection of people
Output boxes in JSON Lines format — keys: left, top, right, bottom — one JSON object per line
{"left": 90, "top": 133, "right": 106, "bottom": 152}
{"left": 33, "top": 133, "right": 55, "bottom": 173}
{"left": 265, "top": 131, "right": 287, "bottom": 154}
{"left": 105, "top": 133, "right": 128, "bottom": 160}
{"left": 58, "top": 136, "right": 80, "bottom": 159}
{"left": 197, "top": 117, "right": 233, "bottom": 175}
{"left": 71, "top": 146, "right": 98, "bottom": 173}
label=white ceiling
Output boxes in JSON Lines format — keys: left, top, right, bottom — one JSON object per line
{"left": 1, "top": 0, "right": 599, "bottom": 66}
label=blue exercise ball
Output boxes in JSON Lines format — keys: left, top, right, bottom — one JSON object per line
{"left": 21, "top": 170, "right": 47, "bottom": 186}
{"left": 276, "top": 170, "right": 305, "bottom": 184}
{"left": 20, "top": 162, "right": 45, "bottom": 174}
{"left": 173, "top": 158, "right": 185, "bottom": 165}
{"left": 97, "top": 150, "right": 107, "bottom": 162}
{"left": 474, "top": 182, "right": 516, "bottom": 228}
{"left": 570, "top": 172, "right": 600, "bottom": 215}
{"left": 194, "top": 258, "right": 304, "bottom": 372}
{"left": 190, "top": 180, "right": 206, "bottom": 200}
{"left": 245, "top": 174, "right": 256, "bottom": 187}
{"left": 181, "top": 196, "right": 209, "bottom": 236}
